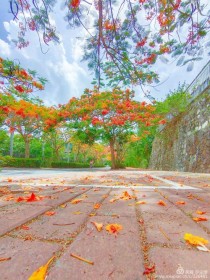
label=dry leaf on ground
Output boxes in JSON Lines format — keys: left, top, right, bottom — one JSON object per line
{"left": 73, "top": 211, "right": 82, "bottom": 215}
{"left": 91, "top": 222, "right": 103, "bottom": 232}
{"left": 0, "top": 257, "right": 11, "bottom": 262}
{"left": 136, "top": 201, "right": 146, "bottom": 205}
{"left": 184, "top": 233, "right": 208, "bottom": 246}
{"left": 28, "top": 256, "right": 55, "bottom": 280}
{"left": 70, "top": 253, "right": 94, "bottom": 265}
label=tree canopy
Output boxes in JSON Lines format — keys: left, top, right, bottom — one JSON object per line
{"left": 63, "top": 87, "right": 163, "bottom": 168}
{"left": 8, "top": 0, "right": 210, "bottom": 93}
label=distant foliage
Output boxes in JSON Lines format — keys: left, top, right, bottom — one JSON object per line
{"left": 155, "top": 84, "right": 191, "bottom": 117}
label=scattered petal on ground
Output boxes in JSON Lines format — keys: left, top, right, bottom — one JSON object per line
{"left": 157, "top": 200, "right": 166, "bottom": 206}
{"left": 45, "top": 211, "right": 56, "bottom": 216}
{"left": 91, "top": 222, "right": 103, "bottom": 232}
{"left": 193, "top": 217, "right": 208, "bottom": 222}
{"left": 93, "top": 203, "right": 101, "bottom": 209}
{"left": 71, "top": 199, "right": 83, "bottom": 204}
{"left": 176, "top": 201, "right": 186, "bottom": 205}
{"left": 196, "top": 210, "right": 206, "bottom": 215}
{"left": 143, "top": 264, "right": 155, "bottom": 275}
{"left": 120, "top": 191, "right": 132, "bottom": 200}
{"left": 105, "top": 224, "right": 123, "bottom": 234}
{"left": 21, "top": 225, "right": 30, "bottom": 230}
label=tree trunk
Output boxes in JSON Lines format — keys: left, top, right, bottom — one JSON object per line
{"left": 10, "top": 132, "right": 14, "bottom": 157}
{"left": 55, "top": 148, "right": 59, "bottom": 161}
{"left": 25, "top": 137, "right": 30, "bottom": 158}
{"left": 42, "top": 141, "right": 45, "bottom": 160}
{"left": 110, "top": 139, "right": 116, "bottom": 169}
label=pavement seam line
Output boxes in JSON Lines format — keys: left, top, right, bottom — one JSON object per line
{"left": 132, "top": 189, "right": 154, "bottom": 279}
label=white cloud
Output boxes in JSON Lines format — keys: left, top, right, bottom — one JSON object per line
{"left": 0, "top": 3, "right": 93, "bottom": 106}
{"left": 0, "top": 39, "right": 10, "bottom": 56}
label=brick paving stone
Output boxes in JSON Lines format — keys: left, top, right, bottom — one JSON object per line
{"left": 47, "top": 216, "right": 145, "bottom": 280}
{"left": 0, "top": 236, "right": 61, "bottom": 280}
{"left": 0, "top": 197, "right": 17, "bottom": 208}
{"left": 14, "top": 202, "right": 97, "bottom": 241}
{"left": 76, "top": 188, "right": 111, "bottom": 203}
{"left": 149, "top": 247, "right": 210, "bottom": 279}
{"left": 160, "top": 175, "right": 210, "bottom": 188}
{"left": 0, "top": 204, "right": 51, "bottom": 236}
{"left": 135, "top": 191, "right": 174, "bottom": 214}
{"left": 97, "top": 189, "right": 136, "bottom": 217}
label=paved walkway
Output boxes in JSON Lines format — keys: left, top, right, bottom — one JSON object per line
{"left": 0, "top": 169, "right": 209, "bottom": 279}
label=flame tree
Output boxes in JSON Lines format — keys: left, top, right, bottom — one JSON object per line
{"left": 8, "top": 0, "right": 210, "bottom": 96}
{"left": 63, "top": 87, "right": 163, "bottom": 168}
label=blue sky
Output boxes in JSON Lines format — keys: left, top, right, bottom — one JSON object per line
{"left": 0, "top": 1, "right": 209, "bottom": 105}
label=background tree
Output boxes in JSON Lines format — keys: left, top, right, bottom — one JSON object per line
{"left": 64, "top": 87, "right": 163, "bottom": 168}
{"left": 0, "top": 57, "right": 46, "bottom": 97}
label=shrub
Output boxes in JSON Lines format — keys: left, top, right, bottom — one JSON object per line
{"left": 51, "top": 162, "right": 104, "bottom": 168}
{"left": 0, "top": 156, "right": 41, "bottom": 168}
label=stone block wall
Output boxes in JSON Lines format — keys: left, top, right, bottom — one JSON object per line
{"left": 149, "top": 89, "right": 210, "bottom": 173}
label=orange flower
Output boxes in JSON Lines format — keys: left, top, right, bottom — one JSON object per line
{"left": 120, "top": 191, "right": 132, "bottom": 200}
{"left": 16, "top": 196, "right": 25, "bottom": 202}
{"left": 26, "top": 193, "right": 40, "bottom": 202}
{"left": 70, "top": 0, "right": 80, "bottom": 9}
{"left": 91, "top": 222, "right": 103, "bottom": 232}
{"left": 176, "top": 201, "right": 185, "bottom": 205}
{"left": 71, "top": 199, "right": 83, "bottom": 204}
{"left": 94, "top": 203, "right": 101, "bottom": 209}
{"left": 157, "top": 200, "right": 166, "bottom": 206}
{"left": 193, "top": 217, "right": 208, "bottom": 222}
{"left": 196, "top": 210, "right": 206, "bottom": 215}
{"left": 21, "top": 225, "right": 30, "bottom": 230}
{"left": 184, "top": 233, "right": 208, "bottom": 246}
{"left": 105, "top": 224, "right": 122, "bottom": 234}
{"left": 45, "top": 211, "right": 55, "bottom": 216}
